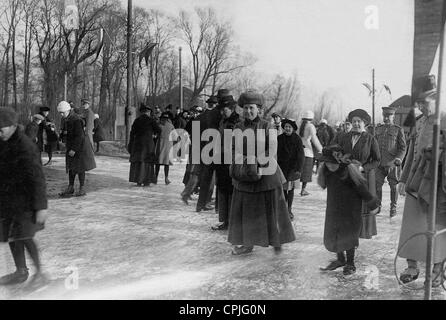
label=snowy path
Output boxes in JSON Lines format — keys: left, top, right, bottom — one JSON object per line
{"left": 0, "top": 155, "right": 445, "bottom": 300}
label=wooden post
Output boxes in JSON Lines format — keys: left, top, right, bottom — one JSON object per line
{"left": 125, "top": 0, "right": 133, "bottom": 145}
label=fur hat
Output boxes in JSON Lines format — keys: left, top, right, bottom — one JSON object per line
{"left": 238, "top": 90, "right": 264, "bottom": 107}
{"left": 302, "top": 110, "right": 314, "bottom": 120}
{"left": 320, "top": 119, "right": 328, "bottom": 124}
{"left": 281, "top": 118, "right": 298, "bottom": 131}
{"left": 348, "top": 109, "right": 371, "bottom": 124}
{"left": 219, "top": 95, "right": 236, "bottom": 109}
{"left": 0, "top": 107, "right": 19, "bottom": 128}
{"left": 33, "top": 114, "right": 45, "bottom": 121}
{"left": 57, "top": 101, "right": 71, "bottom": 113}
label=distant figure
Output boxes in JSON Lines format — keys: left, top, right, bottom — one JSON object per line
{"left": 299, "top": 111, "right": 323, "bottom": 196}
{"left": 127, "top": 105, "right": 161, "bottom": 187}
{"left": 77, "top": 98, "right": 95, "bottom": 148}
{"left": 57, "top": 101, "right": 97, "bottom": 197}
{"left": 37, "top": 106, "right": 58, "bottom": 166}
{"left": 25, "top": 114, "right": 44, "bottom": 145}
{"left": 155, "top": 112, "right": 178, "bottom": 185}
{"left": 271, "top": 113, "right": 283, "bottom": 135}
{"left": 93, "top": 114, "right": 105, "bottom": 153}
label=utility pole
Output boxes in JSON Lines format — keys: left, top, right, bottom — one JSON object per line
{"left": 372, "top": 68, "right": 375, "bottom": 135}
{"left": 424, "top": 1, "right": 446, "bottom": 300}
{"left": 125, "top": 0, "right": 133, "bottom": 144}
{"left": 179, "top": 46, "right": 183, "bottom": 112}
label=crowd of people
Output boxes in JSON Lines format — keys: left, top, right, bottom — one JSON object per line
{"left": 0, "top": 73, "right": 445, "bottom": 289}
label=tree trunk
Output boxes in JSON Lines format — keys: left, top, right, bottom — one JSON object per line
{"left": 12, "top": 27, "right": 17, "bottom": 110}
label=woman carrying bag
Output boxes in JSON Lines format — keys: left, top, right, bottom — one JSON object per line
{"left": 227, "top": 90, "right": 296, "bottom": 255}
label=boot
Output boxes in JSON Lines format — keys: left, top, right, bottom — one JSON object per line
{"left": 59, "top": 185, "right": 74, "bottom": 197}
{"left": 287, "top": 190, "right": 295, "bottom": 220}
{"left": 390, "top": 186, "right": 398, "bottom": 218}
{"left": 75, "top": 186, "right": 87, "bottom": 197}
{"left": 0, "top": 268, "right": 29, "bottom": 285}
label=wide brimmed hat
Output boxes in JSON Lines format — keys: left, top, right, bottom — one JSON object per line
{"left": 206, "top": 96, "right": 218, "bottom": 104}
{"left": 281, "top": 118, "right": 298, "bottom": 131}
{"left": 414, "top": 75, "right": 437, "bottom": 102}
{"left": 348, "top": 109, "right": 371, "bottom": 124}
{"left": 0, "top": 107, "right": 19, "bottom": 128}
{"left": 217, "top": 89, "right": 231, "bottom": 99}
{"left": 219, "top": 95, "right": 236, "bottom": 109}
{"left": 39, "top": 106, "right": 50, "bottom": 112}
{"left": 302, "top": 110, "right": 314, "bottom": 120}
{"left": 238, "top": 90, "right": 264, "bottom": 106}
{"left": 139, "top": 103, "right": 151, "bottom": 113}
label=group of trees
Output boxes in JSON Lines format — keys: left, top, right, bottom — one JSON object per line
{"left": 0, "top": 0, "right": 344, "bottom": 138}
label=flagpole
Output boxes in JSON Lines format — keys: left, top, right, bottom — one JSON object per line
{"left": 424, "top": 0, "right": 446, "bottom": 301}
{"left": 372, "top": 68, "right": 375, "bottom": 135}
{"left": 125, "top": 0, "right": 133, "bottom": 145}
{"left": 179, "top": 46, "right": 183, "bottom": 112}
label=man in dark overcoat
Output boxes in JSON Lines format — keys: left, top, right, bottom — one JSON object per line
{"left": 0, "top": 108, "right": 49, "bottom": 286}
{"left": 37, "top": 106, "right": 59, "bottom": 165}
{"left": 57, "top": 101, "right": 96, "bottom": 197}
{"left": 25, "top": 114, "right": 44, "bottom": 145}
{"left": 127, "top": 105, "right": 162, "bottom": 186}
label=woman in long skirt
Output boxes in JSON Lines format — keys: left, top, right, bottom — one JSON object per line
{"left": 318, "top": 145, "right": 380, "bottom": 275}
{"left": 334, "top": 109, "right": 381, "bottom": 272}
{"left": 228, "top": 90, "right": 296, "bottom": 255}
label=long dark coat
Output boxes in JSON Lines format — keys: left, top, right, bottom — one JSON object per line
{"left": 336, "top": 131, "right": 380, "bottom": 239}
{"left": 277, "top": 132, "right": 305, "bottom": 181}
{"left": 0, "top": 128, "right": 47, "bottom": 241}
{"left": 228, "top": 117, "right": 296, "bottom": 247}
{"left": 60, "top": 110, "right": 96, "bottom": 174}
{"left": 37, "top": 113, "right": 58, "bottom": 152}
{"left": 215, "top": 111, "right": 241, "bottom": 193}
{"left": 93, "top": 118, "right": 105, "bottom": 142}
{"left": 128, "top": 114, "right": 161, "bottom": 163}
{"left": 25, "top": 121, "right": 39, "bottom": 144}
{"left": 322, "top": 164, "right": 365, "bottom": 252}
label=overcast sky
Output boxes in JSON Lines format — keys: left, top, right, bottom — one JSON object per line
{"left": 128, "top": 0, "right": 415, "bottom": 120}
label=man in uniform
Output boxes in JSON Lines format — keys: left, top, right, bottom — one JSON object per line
{"left": 375, "top": 106, "right": 406, "bottom": 217}
{"left": 397, "top": 76, "right": 446, "bottom": 286}
{"left": 77, "top": 98, "right": 95, "bottom": 148}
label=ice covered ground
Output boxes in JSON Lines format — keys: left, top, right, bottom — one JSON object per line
{"left": 0, "top": 155, "right": 444, "bottom": 300}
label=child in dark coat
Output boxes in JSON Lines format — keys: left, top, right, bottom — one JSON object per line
{"left": 317, "top": 145, "right": 380, "bottom": 275}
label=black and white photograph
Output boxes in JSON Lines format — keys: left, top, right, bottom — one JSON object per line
{"left": 1, "top": 0, "right": 446, "bottom": 305}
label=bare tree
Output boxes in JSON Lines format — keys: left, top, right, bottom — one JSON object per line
{"left": 175, "top": 7, "right": 250, "bottom": 104}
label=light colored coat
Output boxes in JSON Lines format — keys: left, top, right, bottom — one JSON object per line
{"left": 398, "top": 115, "right": 446, "bottom": 263}
{"left": 301, "top": 122, "right": 322, "bottom": 158}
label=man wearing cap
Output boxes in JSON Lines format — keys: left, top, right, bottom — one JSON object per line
{"left": 375, "top": 106, "right": 406, "bottom": 217}
{"left": 57, "top": 101, "right": 96, "bottom": 197}
{"left": 25, "top": 114, "right": 45, "bottom": 146}
{"left": 0, "top": 107, "right": 49, "bottom": 286}
{"left": 397, "top": 76, "right": 446, "bottom": 286}
{"left": 77, "top": 98, "right": 95, "bottom": 148}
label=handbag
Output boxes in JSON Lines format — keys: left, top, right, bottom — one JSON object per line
{"left": 229, "top": 156, "right": 261, "bottom": 182}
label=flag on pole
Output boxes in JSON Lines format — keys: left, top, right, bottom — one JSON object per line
{"left": 90, "top": 28, "right": 104, "bottom": 64}
{"left": 139, "top": 43, "right": 157, "bottom": 68}
{"left": 362, "top": 83, "right": 375, "bottom": 96}
{"left": 63, "top": 0, "right": 79, "bottom": 30}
